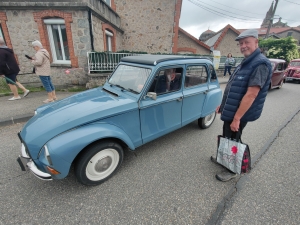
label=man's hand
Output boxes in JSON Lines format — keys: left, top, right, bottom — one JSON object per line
{"left": 216, "top": 106, "right": 221, "bottom": 114}
{"left": 230, "top": 118, "right": 240, "bottom": 132}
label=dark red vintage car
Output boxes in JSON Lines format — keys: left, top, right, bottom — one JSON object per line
{"left": 269, "top": 58, "right": 287, "bottom": 89}
{"left": 284, "top": 59, "right": 300, "bottom": 83}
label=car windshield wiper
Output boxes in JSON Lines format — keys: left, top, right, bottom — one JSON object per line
{"left": 126, "top": 88, "right": 139, "bottom": 94}
{"left": 112, "top": 84, "right": 126, "bottom": 91}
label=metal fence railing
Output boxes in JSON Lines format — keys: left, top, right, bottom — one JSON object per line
{"left": 87, "top": 52, "right": 244, "bottom": 73}
{"left": 87, "top": 52, "right": 146, "bottom": 73}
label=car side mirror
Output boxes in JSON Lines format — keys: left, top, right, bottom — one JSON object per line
{"left": 146, "top": 92, "right": 157, "bottom": 100}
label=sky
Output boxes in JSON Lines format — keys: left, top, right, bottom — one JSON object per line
{"left": 179, "top": 0, "right": 300, "bottom": 39}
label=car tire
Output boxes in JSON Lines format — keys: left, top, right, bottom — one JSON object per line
{"left": 75, "top": 141, "right": 124, "bottom": 186}
{"left": 198, "top": 111, "right": 216, "bottom": 129}
{"left": 277, "top": 80, "right": 284, "bottom": 89}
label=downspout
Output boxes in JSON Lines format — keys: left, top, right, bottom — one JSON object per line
{"left": 88, "top": 9, "right": 94, "bottom": 51}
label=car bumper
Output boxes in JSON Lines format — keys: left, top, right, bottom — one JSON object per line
{"left": 286, "top": 77, "right": 300, "bottom": 81}
{"left": 17, "top": 143, "right": 52, "bottom": 181}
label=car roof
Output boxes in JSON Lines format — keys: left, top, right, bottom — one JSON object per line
{"left": 290, "top": 59, "right": 300, "bottom": 62}
{"left": 269, "top": 58, "right": 286, "bottom": 63}
{"left": 121, "top": 55, "right": 211, "bottom": 65}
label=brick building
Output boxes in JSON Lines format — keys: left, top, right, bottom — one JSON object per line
{"left": 1, "top": 0, "right": 208, "bottom": 88}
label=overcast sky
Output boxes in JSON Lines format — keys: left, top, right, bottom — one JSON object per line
{"left": 179, "top": 0, "right": 300, "bottom": 39}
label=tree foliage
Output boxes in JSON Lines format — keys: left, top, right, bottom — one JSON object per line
{"left": 259, "top": 36, "right": 299, "bottom": 63}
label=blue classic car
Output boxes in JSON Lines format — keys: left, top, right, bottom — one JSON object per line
{"left": 17, "top": 55, "right": 222, "bottom": 185}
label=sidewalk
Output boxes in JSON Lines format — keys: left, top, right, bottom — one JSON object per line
{"left": 0, "top": 91, "right": 75, "bottom": 127}
{"left": 0, "top": 76, "right": 229, "bottom": 127}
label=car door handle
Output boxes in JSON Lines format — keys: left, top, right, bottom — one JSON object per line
{"left": 177, "top": 97, "right": 183, "bottom": 102}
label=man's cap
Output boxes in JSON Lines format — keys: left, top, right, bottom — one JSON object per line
{"left": 235, "top": 29, "right": 258, "bottom": 41}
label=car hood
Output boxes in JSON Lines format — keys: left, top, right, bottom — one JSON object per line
{"left": 287, "top": 66, "right": 300, "bottom": 70}
{"left": 20, "top": 87, "right": 137, "bottom": 157}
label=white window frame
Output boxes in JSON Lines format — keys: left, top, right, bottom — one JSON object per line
{"left": 105, "top": 30, "right": 113, "bottom": 52}
{"left": 44, "top": 19, "right": 70, "bottom": 65}
{"left": 0, "top": 25, "right": 5, "bottom": 44}
{"left": 104, "top": 0, "right": 111, "bottom": 7}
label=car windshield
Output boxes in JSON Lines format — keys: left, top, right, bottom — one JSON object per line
{"left": 108, "top": 65, "right": 151, "bottom": 94}
{"left": 289, "top": 61, "right": 300, "bottom": 67}
{"left": 270, "top": 62, "right": 276, "bottom": 70}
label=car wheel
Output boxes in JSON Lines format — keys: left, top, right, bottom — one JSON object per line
{"left": 75, "top": 141, "right": 124, "bottom": 186}
{"left": 198, "top": 111, "right": 216, "bottom": 129}
{"left": 277, "top": 80, "right": 284, "bottom": 89}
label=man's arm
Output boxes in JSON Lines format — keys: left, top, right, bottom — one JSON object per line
{"left": 230, "top": 86, "right": 260, "bottom": 132}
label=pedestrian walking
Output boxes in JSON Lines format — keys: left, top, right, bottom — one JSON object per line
{"left": 212, "top": 29, "right": 272, "bottom": 181}
{"left": 30, "top": 40, "right": 56, "bottom": 103}
{"left": 0, "top": 37, "right": 30, "bottom": 100}
{"left": 223, "top": 53, "right": 235, "bottom": 77}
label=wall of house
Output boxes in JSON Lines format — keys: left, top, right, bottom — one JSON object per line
{"left": 277, "top": 30, "right": 300, "bottom": 45}
{"left": 216, "top": 29, "right": 242, "bottom": 57}
{"left": 177, "top": 32, "right": 210, "bottom": 55}
{"left": 114, "top": 0, "right": 175, "bottom": 53}
{"left": 92, "top": 15, "right": 105, "bottom": 52}
{"left": 2, "top": 9, "right": 94, "bottom": 87}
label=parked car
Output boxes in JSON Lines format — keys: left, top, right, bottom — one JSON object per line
{"left": 284, "top": 59, "right": 300, "bottom": 83}
{"left": 17, "top": 55, "right": 222, "bottom": 186}
{"left": 269, "top": 58, "right": 287, "bottom": 89}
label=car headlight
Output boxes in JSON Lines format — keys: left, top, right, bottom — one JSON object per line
{"left": 39, "top": 145, "right": 53, "bottom": 165}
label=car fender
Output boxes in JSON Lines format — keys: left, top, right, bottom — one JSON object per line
{"left": 43, "top": 123, "right": 136, "bottom": 178}
{"left": 201, "top": 88, "right": 222, "bottom": 116}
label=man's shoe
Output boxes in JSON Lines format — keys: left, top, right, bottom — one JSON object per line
{"left": 8, "top": 96, "right": 21, "bottom": 101}
{"left": 216, "top": 171, "right": 237, "bottom": 182}
{"left": 210, "top": 156, "right": 218, "bottom": 164}
{"left": 23, "top": 90, "right": 30, "bottom": 97}
{"left": 43, "top": 99, "right": 54, "bottom": 103}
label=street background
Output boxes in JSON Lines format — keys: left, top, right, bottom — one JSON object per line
{"left": 0, "top": 80, "right": 299, "bottom": 224}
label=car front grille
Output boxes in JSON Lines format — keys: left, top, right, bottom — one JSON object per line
{"left": 287, "top": 70, "right": 295, "bottom": 77}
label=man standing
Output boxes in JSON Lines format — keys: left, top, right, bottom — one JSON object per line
{"left": 213, "top": 29, "right": 272, "bottom": 182}
{"left": 0, "top": 37, "right": 29, "bottom": 100}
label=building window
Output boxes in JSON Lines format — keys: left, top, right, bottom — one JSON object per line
{"left": 105, "top": 29, "right": 113, "bottom": 52}
{"left": 0, "top": 25, "right": 5, "bottom": 44}
{"left": 287, "top": 32, "right": 293, "bottom": 37}
{"left": 44, "top": 19, "right": 70, "bottom": 64}
{"left": 104, "top": 0, "right": 111, "bottom": 6}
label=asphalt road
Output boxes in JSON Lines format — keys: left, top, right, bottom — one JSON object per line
{"left": 0, "top": 82, "right": 299, "bottom": 225}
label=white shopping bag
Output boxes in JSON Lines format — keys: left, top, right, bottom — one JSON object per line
{"left": 216, "top": 137, "right": 247, "bottom": 174}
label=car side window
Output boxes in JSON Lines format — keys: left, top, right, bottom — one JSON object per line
{"left": 185, "top": 65, "right": 208, "bottom": 88}
{"left": 276, "top": 63, "right": 284, "bottom": 71}
{"left": 149, "top": 68, "right": 182, "bottom": 95}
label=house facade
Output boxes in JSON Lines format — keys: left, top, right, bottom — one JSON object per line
{"left": 201, "top": 25, "right": 242, "bottom": 57}
{"left": 0, "top": 0, "right": 187, "bottom": 88}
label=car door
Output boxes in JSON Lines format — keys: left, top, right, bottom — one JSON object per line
{"left": 272, "top": 62, "right": 284, "bottom": 86}
{"left": 139, "top": 67, "right": 183, "bottom": 144}
{"left": 182, "top": 64, "right": 208, "bottom": 126}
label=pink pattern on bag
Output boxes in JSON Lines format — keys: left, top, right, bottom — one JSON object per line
{"left": 231, "top": 146, "right": 238, "bottom": 154}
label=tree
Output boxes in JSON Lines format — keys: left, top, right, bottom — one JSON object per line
{"left": 259, "top": 36, "right": 299, "bottom": 63}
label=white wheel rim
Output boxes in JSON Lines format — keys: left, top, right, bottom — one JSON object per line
{"left": 203, "top": 112, "right": 215, "bottom": 127}
{"left": 86, "top": 148, "right": 120, "bottom": 181}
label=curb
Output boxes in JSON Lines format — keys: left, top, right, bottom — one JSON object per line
{"left": 0, "top": 113, "right": 34, "bottom": 127}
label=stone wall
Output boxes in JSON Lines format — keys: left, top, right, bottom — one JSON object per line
{"left": 3, "top": 9, "right": 91, "bottom": 87}
{"left": 177, "top": 31, "right": 211, "bottom": 55}
{"left": 217, "top": 29, "right": 242, "bottom": 57}
{"left": 114, "top": 0, "right": 175, "bottom": 53}
{"left": 92, "top": 15, "right": 105, "bottom": 52}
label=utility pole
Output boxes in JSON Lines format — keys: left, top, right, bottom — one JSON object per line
{"left": 265, "top": 0, "right": 279, "bottom": 39}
